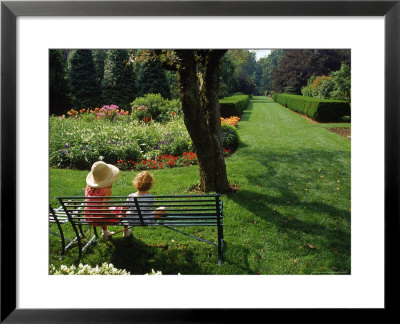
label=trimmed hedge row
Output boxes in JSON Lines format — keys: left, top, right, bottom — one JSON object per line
{"left": 272, "top": 93, "right": 350, "bottom": 122}
{"left": 219, "top": 94, "right": 250, "bottom": 117}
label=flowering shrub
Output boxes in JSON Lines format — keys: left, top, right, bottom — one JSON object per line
{"left": 66, "top": 105, "right": 129, "bottom": 121}
{"left": 131, "top": 94, "right": 182, "bottom": 123}
{"left": 95, "top": 105, "right": 129, "bottom": 120}
{"left": 221, "top": 116, "right": 240, "bottom": 127}
{"left": 49, "top": 263, "right": 130, "bottom": 275}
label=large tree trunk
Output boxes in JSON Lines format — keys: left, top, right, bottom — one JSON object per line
{"left": 175, "top": 50, "right": 231, "bottom": 193}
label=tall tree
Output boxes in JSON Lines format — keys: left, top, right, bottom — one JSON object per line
{"left": 137, "top": 59, "right": 171, "bottom": 99}
{"left": 273, "top": 49, "right": 350, "bottom": 93}
{"left": 92, "top": 49, "right": 108, "bottom": 86}
{"left": 256, "top": 49, "right": 286, "bottom": 94}
{"left": 49, "top": 49, "right": 71, "bottom": 115}
{"left": 219, "top": 54, "right": 239, "bottom": 97}
{"left": 101, "top": 49, "right": 137, "bottom": 109}
{"left": 68, "top": 49, "right": 101, "bottom": 108}
{"left": 132, "top": 50, "right": 232, "bottom": 193}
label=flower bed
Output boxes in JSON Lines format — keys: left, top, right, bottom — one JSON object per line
{"left": 50, "top": 111, "right": 239, "bottom": 170}
{"left": 221, "top": 116, "right": 240, "bottom": 127}
{"left": 114, "top": 152, "right": 198, "bottom": 171}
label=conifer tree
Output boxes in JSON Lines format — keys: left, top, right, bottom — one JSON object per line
{"left": 68, "top": 49, "right": 101, "bottom": 108}
{"left": 101, "top": 49, "right": 137, "bottom": 109}
{"left": 92, "top": 49, "right": 108, "bottom": 86}
{"left": 49, "top": 49, "right": 71, "bottom": 115}
{"left": 137, "top": 60, "right": 171, "bottom": 99}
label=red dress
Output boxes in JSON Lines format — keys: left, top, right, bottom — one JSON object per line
{"left": 84, "top": 186, "right": 119, "bottom": 225}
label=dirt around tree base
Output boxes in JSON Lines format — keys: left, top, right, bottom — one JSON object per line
{"left": 189, "top": 183, "right": 239, "bottom": 194}
{"left": 327, "top": 128, "right": 351, "bottom": 140}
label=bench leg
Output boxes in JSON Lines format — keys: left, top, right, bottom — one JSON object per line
{"left": 217, "top": 224, "right": 224, "bottom": 266}
{"left": 68, "top": 221, "right": 83, "bottom": 264}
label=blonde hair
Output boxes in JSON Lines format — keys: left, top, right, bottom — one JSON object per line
{"left": 133, "top": 171, "right": 154, "bottom": 192}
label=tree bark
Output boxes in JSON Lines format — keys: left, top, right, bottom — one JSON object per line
{"left": 175, "top": 50, "right": 231, "bottom": 193}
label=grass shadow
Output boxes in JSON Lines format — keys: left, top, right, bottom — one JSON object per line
{"left": 106, "top": 234, "right": 209, "bottom": 274}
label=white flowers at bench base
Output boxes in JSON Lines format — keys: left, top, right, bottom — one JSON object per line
{"left": 49, "top": 262, "right": 130, "bottom": 275}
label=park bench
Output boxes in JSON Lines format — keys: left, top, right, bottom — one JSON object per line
{"left": 57, "top": 194, "right": 224, "bottom": 265}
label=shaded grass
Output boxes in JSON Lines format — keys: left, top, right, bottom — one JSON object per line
{"left": 50, "top": 96, "right": 350, "bottom": 275}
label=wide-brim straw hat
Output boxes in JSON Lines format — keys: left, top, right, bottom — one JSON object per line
{"left": 86, "top": 161, "right": 119, "bottom": 188}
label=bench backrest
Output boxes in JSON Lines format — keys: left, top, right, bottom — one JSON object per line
{"left": 57, "top": 195, "right": 223, "bottom": 227}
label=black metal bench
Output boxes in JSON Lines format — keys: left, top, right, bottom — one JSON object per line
{"left": 57, "top": 194, "right": 224, "bottom": 265}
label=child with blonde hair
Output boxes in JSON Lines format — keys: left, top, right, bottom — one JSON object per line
{"left": 126, "top": 171, "right": 166, "bottom": 224}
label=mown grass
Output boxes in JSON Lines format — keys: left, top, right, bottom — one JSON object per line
{"left": 50, "top": 96, "right": 351, "bottom": 275}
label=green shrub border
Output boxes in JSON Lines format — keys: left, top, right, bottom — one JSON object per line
{"left": 272, "top": 93, "right": 350, "bottom": 122}
{"left": 219, "top": 94, "right": 250, "bottom": 117}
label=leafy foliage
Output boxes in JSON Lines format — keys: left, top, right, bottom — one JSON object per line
{"left": 301, "top": 63, "right": 351, "bottom": 101}
{"left": 330, "top": 63, "right": 351, "bottom": 101}
{"left": 130, "top": 93, "right": 182, "bottom": 123}
{"left": 273, "top": 49, "right": 350, "bottom": 93}
{"left": 221, "top": 124, "right": 239, "bottom": 151}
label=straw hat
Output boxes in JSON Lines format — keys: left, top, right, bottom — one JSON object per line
{"left": 86, "top": 161, "right": 119, "bottom": 188}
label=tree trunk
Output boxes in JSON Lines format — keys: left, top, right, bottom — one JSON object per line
{"left": 175, "top": 50, "right": 231, "bottom": 193}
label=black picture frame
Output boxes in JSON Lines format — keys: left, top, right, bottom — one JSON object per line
{"left": 1, "top": 0, "right": 398, "bottom": 321}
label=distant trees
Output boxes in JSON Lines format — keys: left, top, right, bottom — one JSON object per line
{"left": 272, "top": 49, "right": 350, "bottom": 93}
{"left": 255, "top": 49, "right": 286, "bottom": 95}
{"left": 49, "top": 48, "right": 351, "bottom": 116}
{"left": 49, "top": 49, "right": 71, "bottom": 115}
{"left": 224, "top": 50, "right": 257, "bottom": 95}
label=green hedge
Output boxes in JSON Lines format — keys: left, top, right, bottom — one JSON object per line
{"left": 272, "top": 93, "right": 350, "bottom": 122}
{"left": 219, "top": 94, "right": 250, "bottom": 117}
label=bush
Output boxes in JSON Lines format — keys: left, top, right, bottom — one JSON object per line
{"left": 131, "top": 94, "right": 182, "bottom": 123}
{"left": 302, "top": 75, "right": 335, "bottom": 99}
{"left": 272, "top": 93, "right": 350, "bottom": 122}
{"left": 317, "top": 78, "right": 335, "bottom": 99}
{"left": 330, "top": 63, "right": 351, "bottom": 101}
{"left": 221, "top": 124, "right": 239, "bottom": 151}
{"left": 219, "top": 94, "right": 250, "bottom": 117}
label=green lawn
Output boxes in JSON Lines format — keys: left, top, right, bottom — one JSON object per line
{"left": 50, "top": 96, "right": 351, "bottom": 275}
